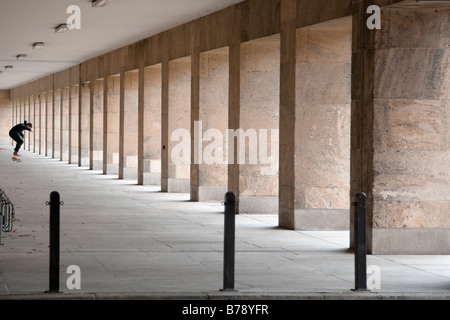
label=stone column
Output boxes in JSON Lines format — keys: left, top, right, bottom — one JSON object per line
{"left": 45, "top": 91, "right": 53, "bottom": 157}
{"left": 195, "top": 49, "right": 230, "bottom": 201}
{"left": 168, "top": 58, "right": 191, "bottom": 193}
{"left": 294, "top": 19, "right": 352, "bottom": 230}
{"left": 53, "top": 89, "right": 61, "bottom": 159}
{"left": 239, "top": 38, "right": 280, "bottom": 213}
{"left": 69, "top": 85, "right": 79, "bottom": 164}
{"left": 143, "top": 65, "right": 162, "bottom": 185}
{"left": 354, "top": 2, "right": 450, "bottom": 253}
{"left": 105, "top": 75, "right": 121, "bottom": 175}
{"left": 91, "top": 79, "right": 104, "bottom": 170}
{"left": 0, "top": 91, "right": 11, "bottom": 144}
{"left": 34, "top": 94, "right": 38, "bottom": 152}
{"left": 122, "top": 70, "right": 139, "bottom": 180}
{"left": 79, "top": 83, "right": 90, "bottom": 167}
{"left": 61, "top": 87, "right": 70, "bottom": 162}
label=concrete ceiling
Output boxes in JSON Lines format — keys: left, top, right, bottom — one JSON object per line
{"left": 0, "top": 0, "right": 245, "bottom": 90}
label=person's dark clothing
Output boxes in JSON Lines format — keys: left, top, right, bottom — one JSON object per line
{"left": 9, "top": 123, "right": 31, "bottom": 152}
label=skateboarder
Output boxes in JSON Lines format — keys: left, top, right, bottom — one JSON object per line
{"left": 9, "top": 121, "right": 32, "bottom": 156}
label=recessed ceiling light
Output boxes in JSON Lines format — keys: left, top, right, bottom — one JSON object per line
{"left": 16, "top": 54, "right": 27, "bottom": 60}
{"left": 55, "top": 23, "right": 68, "bottom": 33}
{"left": 32, "top": 42, "right": 44, "bottom": 50}
{"left": 91, "top": 0, "right": 111, "bottom": 7}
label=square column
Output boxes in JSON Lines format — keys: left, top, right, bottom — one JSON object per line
{"left": 192, "top": 48, "right": 229, "bottom": 201}
{"left": 142, "top": 65, "right": 162, "bottom": 185}
{"left": 91, "top": 79, "right": 104, "bottom": 171}
{"left": 120, "top": 70, "right": 139, "bottom": 180}
{"left": 239, "top": 37, "right": 280, "bottom": 213}
{"left": 105, "top": 75, "right": 120, "bottom": 175}
{"left": 353, "top": 2, "right": 450, "bottom": 253}
{"left": 46, "top": 91, "right": 53, "bottom": 157}
{"left": 167, "top": 58, "right": 191, "bottom": 193}
{"left": 61, "top": 87, "right": 70, "bottom": 162}
{"left": 69, "top": 85, "right": 79, "bottom": 164}
{"left": 79, "top": 83, "right": 90, "bottom": 167}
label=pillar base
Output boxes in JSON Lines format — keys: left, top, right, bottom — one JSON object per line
{"left": 239, "top": 195, "right": 278, "bottom": 214}
{"left": 294, "top": 209, "right": 349, "bottom": 230}
{"left": 371, "top": 228, "right": 450, "bottom": 254}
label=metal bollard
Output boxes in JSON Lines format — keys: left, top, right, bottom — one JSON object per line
{"left": 46, "top": 191, "right": 63, "bottom": 293}
{"left": 352, "top": 192, "right": 368, "bottom": 291}
{"left": 222, "top": 192, "right": 236, "bottom": 291}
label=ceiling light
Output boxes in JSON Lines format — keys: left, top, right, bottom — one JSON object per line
{"left": 55, "top": 23, "right": 68, "bottom": 33}
{"left": 16, "top": 54, "right": 27, "bottom": 60}
{"left": 91, "top": 0, "right": 111, "bottom": 7}
{"left": 32, "top": 42, "right": 44, "bottom": 50}
{"left": 4, "top": 65, "right": 13, "bottom": 70}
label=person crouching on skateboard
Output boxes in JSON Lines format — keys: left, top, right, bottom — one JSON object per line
{"left": 9, "top": 121, "right": 32, "bottom": 156}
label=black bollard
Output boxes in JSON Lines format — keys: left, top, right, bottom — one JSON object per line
{"left": 222, "top": 192, "right": 236, "bottom": 291}
{"left": 47, "top": 191, "right": 61, "bottom": 293}
{"left": 353, "top": 192, "right": 368, "bottom": 291}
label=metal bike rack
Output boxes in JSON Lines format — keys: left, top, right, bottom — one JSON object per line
{"left": 0, "top": 189, "right": 15, "bottom": 242}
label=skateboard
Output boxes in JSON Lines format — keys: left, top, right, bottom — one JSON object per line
{"left": 11, "top": 156, "right": 22, "bottom": 162}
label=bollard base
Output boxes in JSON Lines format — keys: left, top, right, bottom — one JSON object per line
{"left": 351, "top": 288, "right": 370, "bottom": 292}
{"left": 220, "top": 288, "right": 238, "bottom": 292}
{"left": 44, "top": 290, "right": 62, "bottom": 293}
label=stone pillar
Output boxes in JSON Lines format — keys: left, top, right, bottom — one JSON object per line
{"left": 0, "top": 90, "right": 10, "bottom": 144}
{"left": 46, "top": 91, "right": 53, "bottom": 157}
{"left": 91, "top": 79, "right": 104, "bottom": 170}
{"left": 105, "top": 75, "right": 120, "bottom": 175}
{"left": 143, "top": 65, "right": 162, "bottom": 185}
{"left": 33, "top": 94, "right": 39, "bottom": 153}
{"left": 69, "top": 85, "right": 79, "bottom": 164}
{"left": 25, "top": 96, "right": 31, "bottom": 151}
{"left": 294, "top": 19, "right": 352, "bottom": 230}
{"left": 79, "top": 83, "right": 90, "bottom": 167}
{"left": 161, "top": 58, "right": 169, "bottom": 192}
{"left": 121, "top": 70, "right": 139, "bottom": 180}
{"left": 42, "top": 93, "right": 48, "bottom": 155}
{"left": 239, "top": 38, "right": 280, "bottom": 213}
{"left": 279, "top": 0, "right": 297, "bottom": 228}
{"left": 61, "top": 88, "right": 69, "bottom": 161}
{"left": 168, "top": 58, "right": 191, "bottom": 193}
{"left": 53, "top": 89, "right": 61, "bottom": 159}
{"left": 37, "top": 93, "right": 44, "bottom": 154}
{"left": 353, "top": 2, "right": 450, "bottom": 253}
{"left": 193, "top": 49, "right": 230, "bottom": 201}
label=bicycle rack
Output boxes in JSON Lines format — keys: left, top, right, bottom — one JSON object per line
{"left": 0, "top": 189, "right": 15, "bottom": 243}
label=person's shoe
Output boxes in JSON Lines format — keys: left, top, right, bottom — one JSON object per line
{"left": 13, "top": 152, "right": 21, "bottom": 156}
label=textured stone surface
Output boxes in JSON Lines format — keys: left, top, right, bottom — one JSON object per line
{"left": 371, "top": 5, "right": 450, "bottom": 232}
{"left": 240, "top": 39, "right": 280, "bottom": 204}
{"left": 295, "top": 27, "right": 351, "bottom": 212}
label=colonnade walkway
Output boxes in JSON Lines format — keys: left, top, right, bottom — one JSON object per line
{"left": 1, "top": 142, "right": 450, "bottom": 300}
